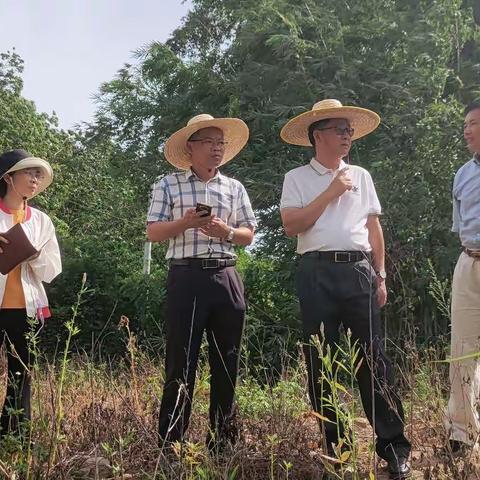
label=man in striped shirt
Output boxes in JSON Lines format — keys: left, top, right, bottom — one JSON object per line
{"left": 147, "top": 114, "right": 256, "bottom": 455}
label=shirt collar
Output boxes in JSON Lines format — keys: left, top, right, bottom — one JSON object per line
{"left": 309, "top": 158, "right": 347, "bottom": 175}
{"left": 185, "top": 168, "right": 222, "bottom": 182}
{"left": 474, "top": 153, "right": 480, "bottom": 166}
{"left": 0, "top": 199, "right": 32, "bottom": 220}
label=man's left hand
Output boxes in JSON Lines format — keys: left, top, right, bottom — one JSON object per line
{"left": 376, "top": 278, "right": 387, "bottom": 308}
{"left": 200, "top": 217, "right": 230, "bottom": 239}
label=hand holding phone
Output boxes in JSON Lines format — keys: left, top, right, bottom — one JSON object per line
{"left": 183, "top": 207, "right": 213, "bottom": 230}
{"left": 196, "top": 202, "right": 212, "bottom": 217}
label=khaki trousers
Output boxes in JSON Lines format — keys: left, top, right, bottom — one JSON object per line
{"left": 446, "top": 252, "right": 480, "bottom": 445}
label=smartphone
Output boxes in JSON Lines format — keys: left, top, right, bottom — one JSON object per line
{"left": 196, "top": 202, "right": 212, "bottom": 217}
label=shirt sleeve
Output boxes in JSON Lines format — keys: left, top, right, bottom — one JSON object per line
{"left": 27, "top": 218, "right": 62, "bottom": 284}
{"left": 452, "top": 196, "right": 460, "bottom": 233}
{"left": 235, "top": 183, "right": 257, "bottom": 229}
{"left": 365, "top": 171, "right": 382, "bottom": 215}
{"left": 280, "top": 172, "right": 302, "bottom": 209}
{"left": 147, "top": 177, "right": 172, "bottom": 223}
{"left": 452, "top": 175, "right": 460, "bottom": 233}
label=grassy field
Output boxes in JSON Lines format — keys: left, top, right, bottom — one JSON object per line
{"left": 0, "top": 313, "right": 478, "bottom": 480}
{"left": 0, "top": 275, "right": 475, "bottom": 479}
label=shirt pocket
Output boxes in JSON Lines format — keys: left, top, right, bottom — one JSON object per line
{"left": 458, "top": 182, "right": 477, "bottom": 218}
{"left": 212, "top": 191, "right": 234, "bottom": 221}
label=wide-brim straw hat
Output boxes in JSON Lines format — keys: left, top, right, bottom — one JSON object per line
{"left": 164, "top": 114, "right": 249, "bottom": 170}
{"left": 0, "top": 149, "right": 53, "bottom": 197}
{"left": 280, "top": 99, "right": 380, "bottom": 146}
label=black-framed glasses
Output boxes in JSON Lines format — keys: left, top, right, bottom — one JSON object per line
{"left": 317, "top": 127, "right": 355, "bottom": 137}
{"left": 188, "top": 138, "right": 229, "bottom": 148}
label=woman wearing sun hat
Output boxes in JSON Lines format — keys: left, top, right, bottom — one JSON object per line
{"left": 147, "top": 114, "right": 256, "bottom": 454}
{"left": 280, "top": 100, "right": 411, "bottom": 479}
{"left": 0, "top": 148, "right": 61, "bottom": 438}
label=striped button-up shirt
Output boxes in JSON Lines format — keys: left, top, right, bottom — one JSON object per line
{"left": 452, "top": 154, "right": 480, "bottom": 248}
{"left": 147, "top": 169, "right": 257, "bottom": 259}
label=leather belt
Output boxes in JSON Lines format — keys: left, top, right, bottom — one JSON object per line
{"left": 464, "top": 248, "right": 480, "bottom": 259}
{"left": 301, "top": 250, "right": 369, "bottom": 263}
{"left": 169, "top": 258, "right": 236, "bottom": 269}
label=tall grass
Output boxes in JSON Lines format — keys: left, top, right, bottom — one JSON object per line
{"left": 0, "top": 268, "right": 477, "bottom": 479}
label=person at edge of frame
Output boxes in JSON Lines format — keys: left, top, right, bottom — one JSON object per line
{"left": 0, "top": 149, "right": 61, "bottom": 439}
{"left": 444, "top": 101, "right": 480, "bottom": 457}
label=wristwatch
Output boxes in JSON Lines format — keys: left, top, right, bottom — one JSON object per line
{"left": 225, "top": 227, "right": 235, "bottom": 242}
{"left": 376, "top": 269, "right": 387, "bottom": 280}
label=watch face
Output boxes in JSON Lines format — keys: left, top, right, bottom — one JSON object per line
{"left": 378, "top": 270, "right": 387, "bottom": 279}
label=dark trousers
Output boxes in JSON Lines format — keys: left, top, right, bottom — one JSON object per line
{"left": 0, "top": 309, "right": 33, "bottom": 436}
{"left": 296, "top": 255, "right": 411, "bottom": 461}
{"left": 158, "top": 265, "right": 246, "bottom": 448}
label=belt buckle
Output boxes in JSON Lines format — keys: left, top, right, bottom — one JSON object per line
{"left": 202, "top": 259, "right": 220, "bottom": 269}
{"left": 334, "top": 252, "right": 351, "bottom": 263}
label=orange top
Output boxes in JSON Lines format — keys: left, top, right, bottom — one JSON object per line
{"left": 1, "top": 209, "right": 26, "bottom": 309}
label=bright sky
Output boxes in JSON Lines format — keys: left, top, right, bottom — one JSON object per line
{"left": 0, "top": 0, "right": 192, "bottom": 129}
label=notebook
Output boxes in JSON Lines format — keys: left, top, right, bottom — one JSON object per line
{"left": 0, "top": 223, "right": 38, "bottom": 275}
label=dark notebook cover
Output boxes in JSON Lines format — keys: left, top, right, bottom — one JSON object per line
{"left": 0, "top": 223, "right": 38, "bottom": 275}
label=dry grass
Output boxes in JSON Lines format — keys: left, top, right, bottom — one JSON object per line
{"left": 0, "top": 336, "right": 477, "bottom": 480}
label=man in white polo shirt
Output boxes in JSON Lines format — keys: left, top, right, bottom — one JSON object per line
{"left": 280, "top": 99, "right": 411, "bottom": 480}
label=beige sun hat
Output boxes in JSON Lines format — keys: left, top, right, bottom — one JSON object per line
{"left": 0, "top": 149, "right": 53, "bottom": 197}
{"left": 280, "top": 99, "right": 380, "bottom": 146}
{"left": 164, "top": 114, "right": 249, "bottom": 170}
{"left": 6, "top": 158, "right": 53, "bottom": 197}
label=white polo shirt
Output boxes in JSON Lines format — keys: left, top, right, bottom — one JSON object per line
{"left": 280, "top": 158, "right": 382, "bottom": 254}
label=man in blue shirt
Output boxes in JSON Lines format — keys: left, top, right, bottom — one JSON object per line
{"left": 445, "top": 102, "right": 480, "bottom": 454}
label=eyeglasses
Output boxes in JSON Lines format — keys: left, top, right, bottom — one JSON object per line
{"left": 317, "top": 127, "right": 355, "bottom": 137}
{"left": 19, "top": 168, "right": 45, "bottom": 182}
{"left": 188, "top": 138, "right": 229, "bottom": 148}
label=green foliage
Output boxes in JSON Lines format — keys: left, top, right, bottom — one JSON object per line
{"left": 0, "top": 51, "right": 167, "bottom": 355}
{"left": 238, "top": 251, "right": 300, "bottom": 375}
{"left": 91, "top": 0, "right": 480, "bottom": 355}
{"left": 3, "top": 0, "right": 480, "bottom": 361}
{"left": 0, "top": 51, "right": 70, "bottom": 158}
{"left": 237, "top": 376, "right": 308, "bottom": 418}
{"left": 46, "top": 136, "right": 153, "bottom": 351}
{"left": 0, "top": 50, "right": 24, "bottom": 94}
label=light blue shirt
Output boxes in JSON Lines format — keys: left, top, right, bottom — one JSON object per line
{"left": 452, "top": 155, "right": 480, "bottom": 248}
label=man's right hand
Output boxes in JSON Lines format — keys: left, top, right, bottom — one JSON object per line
{"left": 326, "top": 167, "right": 353, "bottom": 199}
{"left": 182, "top": 208, "right": 214, "bottom": 229}
{"left": 0, "top": 234, "right": 9, "bottom": 254}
